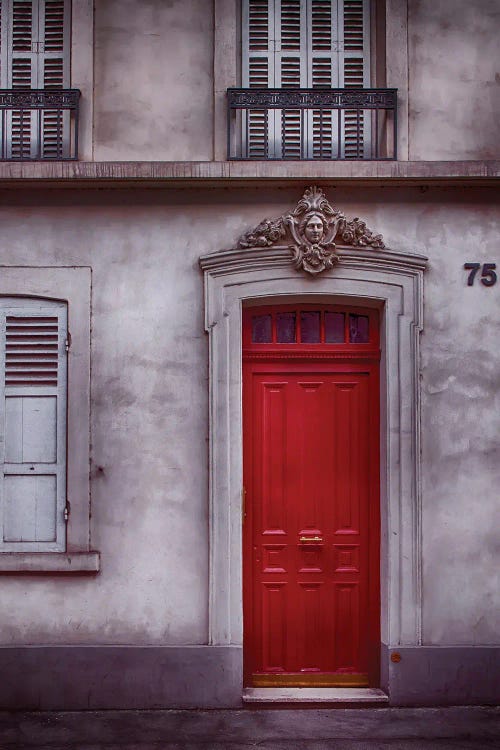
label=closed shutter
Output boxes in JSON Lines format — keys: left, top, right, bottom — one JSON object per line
{"left": 0, "top": 298, "right": 67, "bottom": 552}
{"left": 0, "top": 0, "right": 70, "bottom": 158}
{"left": 242, "top": 0, "right": 370, "bottom": 158}
{"left": 338, "top": 0, "right": 370, "bottom": 157}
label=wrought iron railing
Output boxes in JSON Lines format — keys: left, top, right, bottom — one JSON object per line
{"left": 227, "top": 88, "right": 397, "bottom": 161}
{"left": 0, "top": 89, "right": 80, "bottom": 161}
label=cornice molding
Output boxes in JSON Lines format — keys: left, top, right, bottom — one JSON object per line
{"left": 0, "top": 161, "right": 498, "bottom": 188}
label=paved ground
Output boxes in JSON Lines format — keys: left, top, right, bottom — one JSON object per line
{"left": 0, "top": 706, "right": 499, "bottom": 750}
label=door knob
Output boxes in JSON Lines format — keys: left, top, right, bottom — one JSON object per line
{"left": 299, "top": 535, "right": 323, "bottom": 543}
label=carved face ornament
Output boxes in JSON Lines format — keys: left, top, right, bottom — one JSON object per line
{"left": 303, "top": 214, "right": 325, "bottom": 244}
{"left": 237, "top": 187, "right": 385, "bottom": 275}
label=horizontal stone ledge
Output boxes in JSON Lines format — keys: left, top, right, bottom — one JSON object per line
{"left": 0, "top": 551, "right": 100, "bottom": 573}
{"left": 0, "top": 160, "right": 498, "bottom": 188}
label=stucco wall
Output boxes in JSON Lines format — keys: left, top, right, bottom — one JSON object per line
{"left": 0, "top": 187, "right": 498, "bottom": 647}
{"left": 408, "top": 0, "right": 500, "bottom": 160}
{"left": 88, "top": 0, "right": 500, "bottom": 163}
{"left": 93, "top": 0, "right": 213, "bottom": 161}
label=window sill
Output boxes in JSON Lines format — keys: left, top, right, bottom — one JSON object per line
{"left": 0, "top": 552, "right": 100, "bottom": 574}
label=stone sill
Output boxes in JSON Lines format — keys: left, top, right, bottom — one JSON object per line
{"left": 0, "top": 552, "right": 100, "bottom": 573}
{"left": 0, "top": 160, "right": 498, "bottom": 188}
{"left": 243, "top": 687, "right": 389, "bottom": 704}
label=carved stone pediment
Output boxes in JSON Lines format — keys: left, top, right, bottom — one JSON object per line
{"left": 237, "top": 186, "right": 384, "bottom": 275}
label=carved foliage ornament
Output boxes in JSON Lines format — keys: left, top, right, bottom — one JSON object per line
{"left": 238, "top": 186, "right": 385, "bottom": 275}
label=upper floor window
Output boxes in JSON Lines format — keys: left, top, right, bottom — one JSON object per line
{"left": 0, "top": 0, "right": 80, "bottom": 160}
{"left": 228, "top": 0, "right": 397, "bottom": 160}
{"left": 242, "top": 0, "right": 370, "bottom": 91}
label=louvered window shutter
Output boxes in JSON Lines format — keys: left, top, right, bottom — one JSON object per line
{"left": 242, "top": 0, "right": 370, "bottom": 159}
{"left": 338, "top": 0, "right": 370, "bottom": 157}
{"left": 0, "top": 298, "right": 67, "bottom": 552}
{"left": 0, "top": 0, "right": 70, "bottom": 158}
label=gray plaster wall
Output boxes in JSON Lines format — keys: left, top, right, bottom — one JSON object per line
{"left": 93, "top": 0, "right": 213, "bottom": 161}
{"left": 0, "top": 187, "right": 498, "bottom": 649}
{"left": 88, "top": 0, "right": 500, "bottom": 163}
{"left": 408, "top": 0, "right": 500, "bottom": 160}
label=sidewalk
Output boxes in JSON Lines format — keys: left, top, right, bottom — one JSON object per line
{"left": 0, "top": 706, "right": 499, "bottom": 749}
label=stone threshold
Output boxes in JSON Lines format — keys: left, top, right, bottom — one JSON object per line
{"left": 0, "top": 159, "right": 498, "bottom": 188}
{"left": 243, "top": 687, "right": 389, "bottom": 704}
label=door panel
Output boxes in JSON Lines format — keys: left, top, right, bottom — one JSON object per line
{"left": 244, "top": 359, "right": 379, "bottom": 687}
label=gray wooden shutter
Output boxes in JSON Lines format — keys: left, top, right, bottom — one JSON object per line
{"left": 242, "top": 0, "right": 370, "bottom": 159}
{"left": 338, "top": 0, "right": 370, "bottom": 157}
{"left": 242, "top": 0, "right": 273, "bottom": 157}
{"left": 0, "top": 298, "right": 67, "bottom": 552}
{"left": 0, "top": 0, "right": 70, "bottom": 158}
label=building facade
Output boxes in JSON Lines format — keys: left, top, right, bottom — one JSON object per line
{"left": 0, "top": 0, "right": 498, "bottom": 709}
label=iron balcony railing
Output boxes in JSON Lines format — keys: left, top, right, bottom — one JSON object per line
{"left": 227, "top": 88, "right": 397, "bottom": 161}
{"left": 0, "top": 89, "right": 80, "bottom": 161}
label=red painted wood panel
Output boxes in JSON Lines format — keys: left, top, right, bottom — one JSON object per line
{"left": 243, "top": 305, "right": 380, "bottom": 687}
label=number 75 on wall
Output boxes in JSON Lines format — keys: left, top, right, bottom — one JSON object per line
{"left": 464, "top": 263, "right": 497, "bottom": 286}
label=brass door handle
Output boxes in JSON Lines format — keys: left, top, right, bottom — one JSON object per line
{"left": 299, "top": 535, "right": 323, "bottom": 543}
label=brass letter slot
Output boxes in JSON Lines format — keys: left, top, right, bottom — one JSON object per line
{"left": 299, "top": 535, "right": 323, "bottom": 543}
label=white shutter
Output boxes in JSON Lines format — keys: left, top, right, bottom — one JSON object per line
{"left": 242, "top": 0, "right": 370, "bottom": 159}
{"left": 0, "top": 298, "right": 67, "bottom": 552}
{"left": 276, "top": 0, "right": 305, "bottom": 158}
{"left": 243, "top": 0, "right": 273, "bottom": 157}
{"left": 338, "top": 0, "right": 370, "bottom": 157}
{"left": 0, "top": 0, "right": 70, "bottom": 158}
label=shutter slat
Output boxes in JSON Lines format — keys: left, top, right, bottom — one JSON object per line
{"left": 5, "top": 316, "right": 58, "bottom": 386}
{"left": 312, "top": 0, "right": 332, "bottom": 50}
{"left": 343, "top": 0, "right": 364, "bottom": 51}
{"left": 249, "top": 57, "right": 269, "bottom": 87}
{"left": 43, "top": 0, "right": 64, "bottom": 51}
{"left": 281, "top": 109, "right": 302, "bottom": 158}
{"left": 281, "top": 57, "right": 301, "bottom": 88}
{"left": 12, "top": 0, "right": 33, "bottom": 52}
{"left": 280, "top": 0, "right": 301, "bottom": 50}
{"left": 248, "top": 0, "right": 269, "bottom": 50}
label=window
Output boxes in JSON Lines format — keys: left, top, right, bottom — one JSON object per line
{"left": 0, "top": 269, "right": 97, "bottom": 573}
{"left": 0, "top": 0, "right": 75, "bottom": 160}
{"left": 0, "top": 297, "right": 67, "bottom": 552}
{"left": 241, "top": 0, "right": 372, "bottom": 158}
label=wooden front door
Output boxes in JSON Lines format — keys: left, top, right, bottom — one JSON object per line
{"left": 243, "top": 305, "right": 380, "bottom": 687}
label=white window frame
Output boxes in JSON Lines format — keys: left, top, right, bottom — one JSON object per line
{"left": 0, "top": 266, "right": 98, "bottom": 573}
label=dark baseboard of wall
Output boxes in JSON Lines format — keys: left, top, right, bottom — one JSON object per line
{"left": 0, "top": 645, "right": 242, "bottom": 710}
{"left": 382, "top": 643, "right": 500, "bottom": 706}
{"left": 1, "top": 644, "right": 499, "bottom": 709}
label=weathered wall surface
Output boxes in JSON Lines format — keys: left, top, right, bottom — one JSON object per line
{"left": 93, "top": 0, "right": 213, "bottom": 160}
{"left": 0, "top": 186, "right": 498, "bottom": 647}
{"left": 408, "top": 0, "right": 500, "bottom": 160}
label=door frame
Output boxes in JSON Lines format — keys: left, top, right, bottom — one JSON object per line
{"left": 199, "top": 241, "right": 427, "bottom": 693}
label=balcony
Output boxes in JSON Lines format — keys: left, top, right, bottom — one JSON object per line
{"left": 227, "top": 88, "right": 397, "bottom": 161}
{"left": 0, "top": 89, "right": 80, "bottom": 161}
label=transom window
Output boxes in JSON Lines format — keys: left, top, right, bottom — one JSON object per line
{"left": 243, "top": 304, "right": 379, "bottom": 348}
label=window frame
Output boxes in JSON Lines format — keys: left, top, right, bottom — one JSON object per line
{"left": 0, "top": 266, "right": 98, "bottom": 573}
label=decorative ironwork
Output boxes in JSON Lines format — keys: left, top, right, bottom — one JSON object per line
{"left": 227, "top": 87, "right": 397, "bottom": 160}
{"left": 237, "top": 186, "right": 384, "bottom": 276}
{"left": 0, "top": 89, "right": 80, "bottom": 161}
{"left": 228, "top": 88, "right": 397, "bottom": 109}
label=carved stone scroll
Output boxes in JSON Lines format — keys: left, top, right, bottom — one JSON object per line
{"left": 237, "top": 186, "right": 384, "bottom": 275}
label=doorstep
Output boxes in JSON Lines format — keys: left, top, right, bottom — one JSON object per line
{"left": 243, "top": 687, "right": 389, "bottom": 704}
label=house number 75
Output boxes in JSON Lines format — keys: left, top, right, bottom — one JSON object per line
{"left": 464, "top": 263, "right": 497, "bottom": 286}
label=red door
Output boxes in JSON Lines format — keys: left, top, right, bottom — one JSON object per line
{"left": 243, "top": 305, "right": 380, "bottom": 687}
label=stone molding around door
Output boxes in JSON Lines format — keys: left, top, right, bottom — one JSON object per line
{"left": 199, "top": 204, "right": 427, "bottom": 652}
